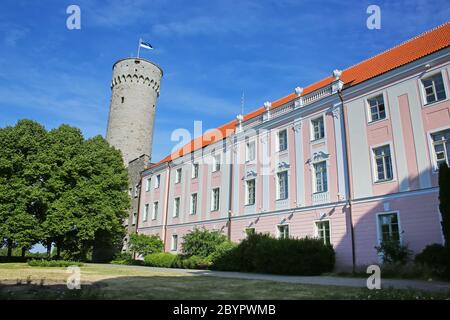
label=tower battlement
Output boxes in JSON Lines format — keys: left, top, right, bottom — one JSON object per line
{"left": 106, "top": 57, "right": 163, "bottom": 166}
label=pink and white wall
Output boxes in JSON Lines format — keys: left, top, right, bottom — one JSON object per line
{"left": 137, "top": 47, "right": 450, "bottom": 270}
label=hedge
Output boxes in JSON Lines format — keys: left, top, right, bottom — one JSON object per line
{"left": 27, "top": 259, "right": 84, "bottom": 267}
{"left": 212, "top": 233, "right": 335, "bottom": 275}
{"left": 144, "top": 253, "right": 177, "bottom": 268}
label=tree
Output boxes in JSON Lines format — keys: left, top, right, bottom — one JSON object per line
{"left": 439, "top": 163, "right": 450, "bottom": 247}
{"left": 129, "top": 233, "right": 163, "bottom": 257}
{"left": 182, "top": 228, "right": 228, "bottom": 258}
{"left": 0, "top": 120, "right": 130, "bottom": 261}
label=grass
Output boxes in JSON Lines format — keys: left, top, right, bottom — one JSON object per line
{"left": 0, "top": 263, "right": 449, "bottom": 300}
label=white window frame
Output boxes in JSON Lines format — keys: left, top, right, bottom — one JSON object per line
{"left": 428, "top": 126, "right": 450, "bottom": 171}
{"left": 419, "top": 70, "right": 448, "bottom": 106}
{"left": 315, "top": 220, "right": 331, "bottom": 245}
{"left": 277, "top": 224, "right": 289, "bottom": 239}
{"left": 246, "top": 140, "right": 256, "bottom": 162}
{"left": 145, "top": 178, "right": 151, "bottom": 192}
{"left": 366, "top": 93, "right": 387, "bottom": 123}
{"left": 313, "top": 161, "right": 328, "bottom": 193}
{"left": 152, "top": 201, "right": 158, "bottom": 220}
{"left": 154, "top": 174, "right": 161, "bottom": 189}
{"left": 173, "top": 197, "right": 180, "bottom": 217}
{"left": 211, "top": 187, "right": 220, "bottom": 211}
{"left": 143, "top": 204, "right": 149, "bottom": 222}
{"left": 376, "top": 211, "right": 402, "bottom": 245}
{"left": 190, "top": 193, "right": 198, "bottom": 215}
{"left": 245, "top": 178, "right": 256, "bottom": 205}
{"left": 276, "top": 170, "right": 289, "bottom": 200}
{"left": 310, "top": 116, "right": 325, "bottom": 141}
{"left": 212, "top": 154, "right": 221, "bottom": 172}
{"left": 371, "top": 143, "right": 395, "bottom": 183}
{"left": 277, "top": 129, "right": 288, "bottom": 152}
{"left": 192, "top": 163, "right": 199, "bottom": 179}
{"left": 171, "top": 234, "right": 178, "bottom": 251}
{"left": 132, "top": 212, "right": 137, "bottom": 225}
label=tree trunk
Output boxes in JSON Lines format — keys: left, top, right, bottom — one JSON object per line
{"left": 56, "top": 241, "right": 61, "bottom": 260}
{"left": 21, "top": 247, "right": 26, "bottom": 258}
{"left": 46, "top": 240, "right": 52, "bottom": 259}
{"left": 7, "top": 240, "right": 12, "bottom": 257}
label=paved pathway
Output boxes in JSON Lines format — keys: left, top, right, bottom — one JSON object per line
{"left": 93, "top": 263, "right": 450, "bottom": 293}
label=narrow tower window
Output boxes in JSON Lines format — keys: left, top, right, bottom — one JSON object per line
{"left": 121, "top": 97, "right": 125, "bottom": 103}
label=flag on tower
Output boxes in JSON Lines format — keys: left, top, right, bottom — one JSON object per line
{"left": 140, "top": 40, "right": 153, "bottom": 50}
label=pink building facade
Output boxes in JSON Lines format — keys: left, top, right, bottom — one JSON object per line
{"left": 136, "top": 24, "right": 450, "bottom": 270}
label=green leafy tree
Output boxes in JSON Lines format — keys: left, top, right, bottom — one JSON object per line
{"left": 129, "top": 233, "right": 164, "bottom": 257}
{"left": 0, "top": 120, "right": 48, "bottom": 256}
{"left": 182, "top": 228, "right": 228, "bottom": 258}
{"left": 439, "top": 163, "right": 450, "bottom": 247}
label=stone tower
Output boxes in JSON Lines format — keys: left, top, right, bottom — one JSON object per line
{"left": 106, "top": 58, "right": 163, "bottom": 166}
{"left": 106, "top": 57, "right": 162, "bottom": 242}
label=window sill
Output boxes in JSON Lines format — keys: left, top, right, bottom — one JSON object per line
{"left": 310, "top": 138, "right": 325, "bottom": 145}
{"left": 367, "top": 118, "right": 388, "bottom": 125}
{"left": 276, "top": 197, "right": 288, "bottom": 201}
{"left": 312, "top": 191, "right": 328, "bottom": 195}
{"left": 422, "top": 97, "right": 449, "bottom": 108}
{"left": 373, "top": 178, "right": 395, "bottom": 185}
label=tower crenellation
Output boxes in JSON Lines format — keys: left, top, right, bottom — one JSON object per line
{"left": 106, "top": 58, "right": 163, "bottom": 166}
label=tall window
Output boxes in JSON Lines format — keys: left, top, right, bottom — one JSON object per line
{"left": 373, "top": 145, "right": 393, "bottom": 182}
{"left": 152, "top": 202, "right": 158, "bottom": 220}
{"left": 213, "top": 155, "right": 221, "bottom": 172}
{"left": 145, "top": 178, "right": 151, "bottom": 192}
{"left": 175, "top": 168, "right": 182, "bottom": 184}
{"left": 246, "top": 179, "right": 256, "bottom": 205}
{"left": 173, "top": 197, "right": 180, "bottom": 217}
{"left": 171, "top": 234, "right": 178, "bottom": 251}
{"left": 314, "top": 161, "right": 328, "bottom": 193}
{"left": 311, "top": 116, "right": 325, "bottom": 141}
{"left": 277, "top": 225, "right": 289, "bottom": 239}
{"left": 246, "top": 141, "right": 256, "bottom": 161}
{"left": 316, "top": 221, "right": 330, "bottom": 245}
{"left": 132, "top": 212, "right": 137, "bottom": 225}
{"left": 378, "top": 213, "right": 400, "bottom": 243}
{"left": 143, "top": 204, "right": 149, "bottom": 222}
{"left": 422, "top": 73, "right": 446, "bottom": 104}
{"left": 133, "top": 184, "right": 139, "bottom": 198}
{"left": 278, "top": 129, "right": 288, "bottom": 151}
{"left": 190, "top": 193, "right": 198, "bottom": 215}
{"left": 192, "top": 163, "right": 199, "bottom": 179}
{"left": 277, "top": 171, "right": 288, "bottom": 200}
{"left": 155, "top": 174, "right": 161, "bottom": 189}
{"left": 431, "top": 129, "right": 450, "bottom": 168}
{"left": 211, "top": 188, "right": 220, "bottom": 211}
{"left": 368, "top": 94, "right": 386, "bottom": 122}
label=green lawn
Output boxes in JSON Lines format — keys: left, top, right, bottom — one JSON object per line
{"left": 0, "top": 263, "right": 448, "bottom": 300}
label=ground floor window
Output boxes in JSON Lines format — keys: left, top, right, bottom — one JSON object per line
{"left": 277, "top": 224, "right": 289, "bottom": 239}
{"left": 171, "top": 234, "right": 178, "bottom": 251}
{"left": 378, "top": 212, "right": 400, "bottom": 243}
{"left": 315, "top": 220, "right": 331, "bottom": 245}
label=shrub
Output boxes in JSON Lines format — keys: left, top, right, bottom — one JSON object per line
{"left": 212, "top": 233, "right": 335, "bottom": 275}
{"left": 110, "top": 252, "right": 134, "bottom": 265}
{"left": 415, "top": 244, "right": 450, "bottom": 279}
{"left": 182, "top": 228, "right": 228, "bottom": 258}
{"left": 208, "top": 241, "right": 237, "bottom": 264}
{"left": 28, "top": 259, "right": 83, "bottom": 267}
{"left": 129, "top": 234, "right": 164, "bottom": 257}
{"left": 144, "top": 253, "right": 177, "bottom": 268}
{"left": 375, "top": 240, "right": 412, "bottom": 265}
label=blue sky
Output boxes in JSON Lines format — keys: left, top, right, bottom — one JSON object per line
{"left": 0, "top": 0, "right": 449, "bottom": 162}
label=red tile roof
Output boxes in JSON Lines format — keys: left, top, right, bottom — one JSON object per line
{"left": 151, "top": 21, "right": 450, "bottom": 169}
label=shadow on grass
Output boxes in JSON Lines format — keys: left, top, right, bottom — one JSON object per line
{"left": 1, "top": 274, "right": 450, "bottom": 300}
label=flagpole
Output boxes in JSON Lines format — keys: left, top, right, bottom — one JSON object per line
{"left": 137, "top": 38, "right": 141, "bottom": 58}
